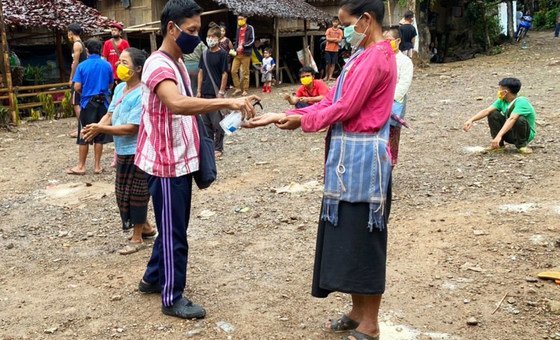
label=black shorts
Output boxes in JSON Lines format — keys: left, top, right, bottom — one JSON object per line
{"left": 324, "top": 51, "right": 338, "bottom": 65}
{"left": 76, "top": 96, "right": 112, "bottom": 145}
{"left": 71, "top": 88, "right": 81, "bottom": 106}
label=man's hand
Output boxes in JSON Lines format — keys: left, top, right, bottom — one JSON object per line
{"left": 243, "top": 113, "right": 285, "bottom": 128}
{"left": 463, "top": 120, "right": 473, "bottom": 132}
{"left": 82, "top": 123, "right": 101, "bottom": 142}
{"left": 196, "top": 91, "right": 201, "bottom": 98}
{"left": 276, "top": 115, "right": 302, "bottom": 130}
{"left": 490, "top": 137, "right": 502, "bottom": 149}
{"left": 231, "top": 95, "right": 261, "bottom": 119}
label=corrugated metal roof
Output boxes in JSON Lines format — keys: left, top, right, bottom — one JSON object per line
{"left": 2, "top": 0, "right": 116, "bottom": 33}
{"left": 213, "top": 0, "right": 332, "bottom": 21}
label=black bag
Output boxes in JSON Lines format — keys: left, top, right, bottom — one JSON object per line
{"left": 160, "top": 50, "right": 217, "bottom": 189}
{"left": 192, "top": 115, "right": 217, "bottom": 189}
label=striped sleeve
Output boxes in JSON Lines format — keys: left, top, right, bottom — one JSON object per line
{"left": 144, "top": 58, "right": 178, "bottom": 92}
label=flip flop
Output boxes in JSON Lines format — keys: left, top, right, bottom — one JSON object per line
{"left": 325, "top": 315, "right": 359, "bottom": 333}
{"left": 118, "top": 242, "right": 147, "bottom": 255}
{"left": 128, "top": 229, "right": 158, "bottom": 241}
{"left": 537, "top": 271, "right": 560, "bottom": 281}
{"left": 66, "top": 168, "right": 86, "bottom": 176}
{"left": 344, "top": 330, "right": 380, "bottom": 340}
{"left": 94, "top": 168, "right": 104, "bottom": 174}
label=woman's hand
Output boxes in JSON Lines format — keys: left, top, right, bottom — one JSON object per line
{"left": 243, "top": 113, "right": 285, "bottom": 128}
{"left": 275, "top": 115, "right": 302, "bottom": 130}
{"left": 82, "top": 123, "right": 102, "bottom": 142}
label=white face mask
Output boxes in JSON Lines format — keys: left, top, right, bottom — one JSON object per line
{"left": 206, "top": 38, "right": 219, "bottom": 48}
{"left": 346, "top": 15, "right": 369, "bottom": 48}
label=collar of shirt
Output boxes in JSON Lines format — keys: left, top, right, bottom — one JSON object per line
{"left": 88, "top": 54, "right": 101, "bottom": 60}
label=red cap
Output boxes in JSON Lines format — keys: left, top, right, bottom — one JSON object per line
{"left": 110, "top": 22, "right": 124, "bottom": 31}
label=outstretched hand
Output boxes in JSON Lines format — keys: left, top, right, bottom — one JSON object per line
{"left": 275, "top": 115, "right": 302, "bottom": 130}
{"left": 243, "top": 113, "right": 285, "bottom": 128}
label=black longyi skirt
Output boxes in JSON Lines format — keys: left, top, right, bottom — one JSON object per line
{"left": 311, "top": 181, "right": 392, "bottom": 298}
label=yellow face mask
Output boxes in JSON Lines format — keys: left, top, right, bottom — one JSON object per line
{"left": 238, "top": 19, "right": 246, "bottom": 27}
{"left": 300, "top": 76, "right": 313, "bottom": 86}
{"left": 389, "top": 39, "right": 399, "bottom": 53}
{"left": 117, "top": 64, "right": 134, "bottom": 82}
{"left": 497, "top": 90, "right": 506, "bottom": 100}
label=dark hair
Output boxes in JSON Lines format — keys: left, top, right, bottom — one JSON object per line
{"left": 160, "top": 0, "right": 202, "bottom": 36}
{"left": 332, "top": 17, "right": 340, "bottom": 23}
{"left": 499, "top": 78, "right": 522, "bottom": 94}
{"left": 387, "top": 25, "right": 400, "bottom": 39}
{"left": 238, "top": 15, "right": 247, "bottom": 19}
{"left": 68, "top": 23, "right": 83, "bottom": 36}
{"left": 404, "top": 10, "right": 414, "bottom": 20}
{"left": 340, "top": 0, "right": 385, "bottom": 24}
{"left": 264, "top": 48, "right": 272, "bottom": 54}
{"left": 125, "top": 47, "right": 148, "bottom": 75}
{"left": 84, "top": 38, "right": 102, "bottom": 55}
{"left": 299, "top": 66, "right": 316, "bottom": 76}
{"left": 207, "top": 26, "right": 222, "bottom": 38}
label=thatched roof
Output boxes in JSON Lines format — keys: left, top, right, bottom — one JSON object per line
{"left": 2, "top": 0, "right": 116, "bottom": 33}
{"left": 213, "top": 0, "right": 332, "bottom": 21}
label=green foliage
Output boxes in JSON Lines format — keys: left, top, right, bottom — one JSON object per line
{"left": 465, "top": 1, "right": 502, "bottom": 49}
{"left": 23, "top": 65, "right": 47, "bottom": 85}
{"left": 29, "top": 108, "right": 41, "bottom": 121}
{"left": 533, "top": 6, "right": 559, "bottom": 29}
{"left": 0, "top": 106, "right": 9, "bottom": 127}
{"left": 38, "top": 93, "right": 56, "bottom": 120}
{"left": 61, "top": 90, "right": 74, "bottom": 118}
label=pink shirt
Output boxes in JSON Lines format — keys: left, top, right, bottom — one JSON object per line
{"left": 135, "top": 52, "right": 200, "bottom": 178}
{"left": 287, "top": 41, "right": 397, "bottom": 133}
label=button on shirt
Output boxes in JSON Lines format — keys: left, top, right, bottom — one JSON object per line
{"left": 72, "top": 54, "right": 114, "bottom": 109}
{"left": 109, "top": 82, "right": 142, "bottom": 155}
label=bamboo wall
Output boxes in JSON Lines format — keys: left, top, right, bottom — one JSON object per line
{"left": 96, "top": 0, "right": 167, "bottom": 26}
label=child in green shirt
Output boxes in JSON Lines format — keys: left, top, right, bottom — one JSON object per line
{"left": 463, "top": 77, "right": 536, "bottom": 154}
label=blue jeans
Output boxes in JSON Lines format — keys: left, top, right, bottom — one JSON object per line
{"left": 555, "top": 23, "right": 560, "bottom": 38}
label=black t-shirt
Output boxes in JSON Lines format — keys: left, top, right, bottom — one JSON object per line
{"left": 399, "top": 24, "right": 417, "bottom": 51}
{"left": 198, "top": 49, "right": 228, "bottom": 97}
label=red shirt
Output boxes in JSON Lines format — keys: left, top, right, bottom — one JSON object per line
{"left": 102, "top": 39, "right": 130, "bottom": 78}
{"left": 135, "top": 52, "right": 200, "bottom": 178}
{"left": 295, "top": 79, "right": 329, "bottom": 104}
{"left": 325, "top": 28, "right": 343, "bottom": 53}
{"left": 237, "top": 27, "right": 246, "bottom": 55}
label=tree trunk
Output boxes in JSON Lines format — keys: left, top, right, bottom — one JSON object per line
{"left": 482, "top": 4, "right": 491, "bottom": 50}
{"left": 507, "top": 0, "right": 515, "bottom": 41}
{"left": 415, "top": 1, "right": 431, "bottom": 65}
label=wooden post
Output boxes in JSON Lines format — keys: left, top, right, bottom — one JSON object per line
{"left": 302, "top": 19, "right": 309, "bottom": 66}
{"left": 0, "top": 0, "right": 16, "bottom": 124}
{"left": 274, "top": 17, "right": 280, "bottom": 83}
{"left": 150, "top": 32, "right": 157, "bottom": 53}
{"left": 55, "top": 30, "right": 68, "bottom": 82}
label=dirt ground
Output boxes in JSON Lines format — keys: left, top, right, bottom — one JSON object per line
{"left": 1, "top": 31, "right": 560, "bottom": 340}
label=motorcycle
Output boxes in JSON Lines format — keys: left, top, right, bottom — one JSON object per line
{"left": 516, "top": 15, "right": 532, "bottom": 42}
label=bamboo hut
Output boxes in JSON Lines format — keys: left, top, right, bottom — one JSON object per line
{"left": 0, "top": 0, "right": 117, "bottom": 123}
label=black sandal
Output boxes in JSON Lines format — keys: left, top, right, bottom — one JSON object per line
{"left": 344, "top": 330, "right": 380, "bottom": 340}
{"left": 325, "top": 315, "right": 359, "bottom": 333}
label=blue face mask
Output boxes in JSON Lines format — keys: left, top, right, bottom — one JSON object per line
{"left": 174, "top": 23, "right": 200, "bottom": 54}
{"left": 344, "top": 15, "right": 368, "bottom": 48}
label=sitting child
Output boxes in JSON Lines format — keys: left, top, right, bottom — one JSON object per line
{"left": 284, "top": 66, "right": 329, "bottom": 108}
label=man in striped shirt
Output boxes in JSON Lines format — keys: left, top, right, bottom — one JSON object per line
{"left": 135, "top": 0, "right": 259, "bottom": 319}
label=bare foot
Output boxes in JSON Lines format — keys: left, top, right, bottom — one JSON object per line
{"left": 241, "top": 91, "right": 248, "bottom": 96}
{"left": 66, "top": 167, "right": 85, "bottom": 175}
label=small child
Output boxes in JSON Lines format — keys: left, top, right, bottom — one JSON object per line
{"left": 260, "top": 48, "right": 275, "bottom": 93}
